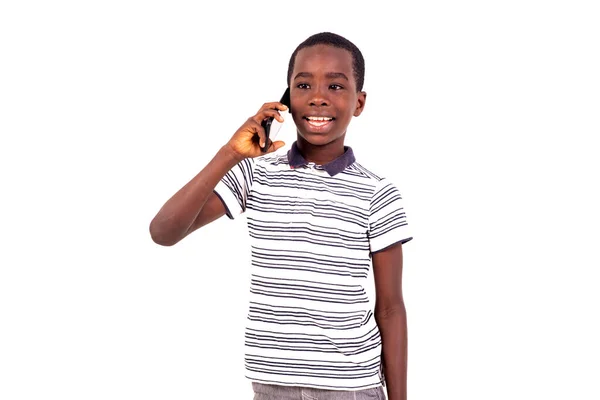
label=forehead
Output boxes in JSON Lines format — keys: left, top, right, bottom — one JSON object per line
{"left": 293, "top": 44, "right": 354, "bottom": 77}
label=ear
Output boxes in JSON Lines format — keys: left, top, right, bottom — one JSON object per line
{"left": 353, "top": 91, "right": 367, "bottom": 117}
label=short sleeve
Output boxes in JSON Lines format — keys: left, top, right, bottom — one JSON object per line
{"left": 368, "top": 179, "right": 413, "bottom": 253}
{"left": 213, "top": 158, "right": 255, "bottom": 220}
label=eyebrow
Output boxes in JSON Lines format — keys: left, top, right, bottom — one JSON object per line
{"left": 293, "top": 72, "right": 350, "bottom": 81}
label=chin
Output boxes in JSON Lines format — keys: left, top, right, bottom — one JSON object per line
{"left": 298, "top": 132, "right": 344, "bottom": 147}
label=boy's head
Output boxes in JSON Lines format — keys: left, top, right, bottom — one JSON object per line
{"left": 286, "top": 32, "right": 367, "bottom": 148}
{"left": 287, "top": 32, "right": 365, "bottom": 92}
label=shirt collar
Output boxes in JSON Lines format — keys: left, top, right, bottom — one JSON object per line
{"left": 287, "top": 141, "right": 356, "bottom": 177}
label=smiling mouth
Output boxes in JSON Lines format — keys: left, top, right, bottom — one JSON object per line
{"left": 304, "top": 116, "right": 335, "bottom": 128}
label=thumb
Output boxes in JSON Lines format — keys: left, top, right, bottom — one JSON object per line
{"left": 268, "top": 140, "right": 286, "bottom": 153}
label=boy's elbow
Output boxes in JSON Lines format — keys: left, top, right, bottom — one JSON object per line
{"left": 149, "top": 219, "right": 180, "bottom": 247}
{"left": 375, "top": 301, "right": 406, "bottom": 320}
{"left": 150, "top": 234, "right": 177, "bottom": 247}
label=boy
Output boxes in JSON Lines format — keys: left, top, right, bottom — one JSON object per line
{"left": 150, "top": 32, "right": 412, "bottom": 400}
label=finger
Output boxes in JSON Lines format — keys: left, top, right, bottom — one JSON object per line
{"left": 239, "top": 119, "right": 264, "bottom": 142}
{"left": 247, "top": 120, "right": 267, "bottom": 149}
{"left": 259, "top": 102, "right": 289, "bottom": 113}
{"left": 252, "top": 109, "right": 284, "bottom": 124}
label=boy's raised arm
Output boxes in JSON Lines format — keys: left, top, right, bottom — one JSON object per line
{"left": 149, "top": 102, "right": 287, "bottom": 246}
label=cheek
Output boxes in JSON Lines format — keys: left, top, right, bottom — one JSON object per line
{"left": 291, "top": 112, "right": 304, "bottom": 127}
{"left": 338, "top": 102, "right": 354, "bottom": 119}
{"left": 290, "top": 96, "right": 302, "bottom": 112}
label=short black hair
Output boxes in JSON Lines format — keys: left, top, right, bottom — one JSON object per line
{"left": 287, "top": 32, "right": 365, "bottom": 92}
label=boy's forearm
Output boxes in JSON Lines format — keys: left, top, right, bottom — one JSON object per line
{"left": 149, "top": 144, "right": 242, "bottom": 245}
{"left": 376, "top": 305, "right": 408, "bottom": 400}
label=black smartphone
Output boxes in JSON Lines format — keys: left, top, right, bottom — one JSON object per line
{"left": 261, "top": 87, "right": 291, "bottom": 153}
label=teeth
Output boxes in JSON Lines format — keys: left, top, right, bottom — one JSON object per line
{"left": 307, "top": 117, "right": 333, "bottom": 121}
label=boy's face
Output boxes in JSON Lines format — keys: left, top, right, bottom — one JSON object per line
{"left": 289, "top": 44, "right": 366, "bottom": 148}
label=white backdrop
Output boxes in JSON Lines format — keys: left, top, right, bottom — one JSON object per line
{"left": 1, "top": 1, "right": 599, "bottom": 399}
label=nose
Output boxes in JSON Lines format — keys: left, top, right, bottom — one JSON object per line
{"left": 309, "top": 85, "right": 329, "bottom": 107}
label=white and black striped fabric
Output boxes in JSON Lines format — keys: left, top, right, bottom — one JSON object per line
{"left": 214, "top": 142, "right": 412, "bottom": 390}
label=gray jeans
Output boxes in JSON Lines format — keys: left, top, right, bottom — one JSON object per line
{"left": 252, "top": 383, "right": 386, "bottom": 400}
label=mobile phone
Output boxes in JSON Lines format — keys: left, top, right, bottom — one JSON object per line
{"left": 261, "top": 87, "right": 291, "bottom": 153}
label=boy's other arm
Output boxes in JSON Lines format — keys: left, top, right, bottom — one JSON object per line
{"left": 373, "top": 242, "right": 407, "bottom": 400}
{"left": 149, "top": 102, "right": 288, "bottom": 246}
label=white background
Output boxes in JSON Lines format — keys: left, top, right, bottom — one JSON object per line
{"left": 1, "top": 1, "right": 599, "bottom": 399}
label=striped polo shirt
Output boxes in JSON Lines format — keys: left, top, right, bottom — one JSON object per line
{"left": 214, "top": 141, "right": 412, "bottom": 390}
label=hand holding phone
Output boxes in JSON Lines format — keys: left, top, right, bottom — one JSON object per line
{"left": 261, "top": 88, "right": 291, "bottom": 153}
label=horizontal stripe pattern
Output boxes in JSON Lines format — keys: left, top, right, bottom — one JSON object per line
{"left": 251, "top": 246, "right": 370, "bottom": 278}
{"left": 250, "top": 275, "right": 369, "bottom": 305}
{"left": 248, "top": 302, "right": 371, "bottom": 330}
{"left": 213, "top": 149, "right": 412, "bottom": 390}
{"left": 245, "top": 325, "right": 381, "bottom": 355}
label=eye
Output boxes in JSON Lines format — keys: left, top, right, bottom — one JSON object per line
{"left": 297, "top": 83, "right": 310, "bottom": 89}
{"left": 329, "top": 84, "right": 343, "bottom": 90}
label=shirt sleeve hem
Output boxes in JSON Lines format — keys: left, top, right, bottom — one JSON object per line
{"left": 370, "top": 234, "right": 413, "bottom": 254}
{"left": 213, "top": 181, "right": 242, "bottom": 219}
{"left": 212, "top": 189, "right": 233, "bottom": 220}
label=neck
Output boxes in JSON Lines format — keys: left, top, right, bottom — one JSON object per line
{"left": 296, "top": 135, "right": 346, "bottom": 164}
